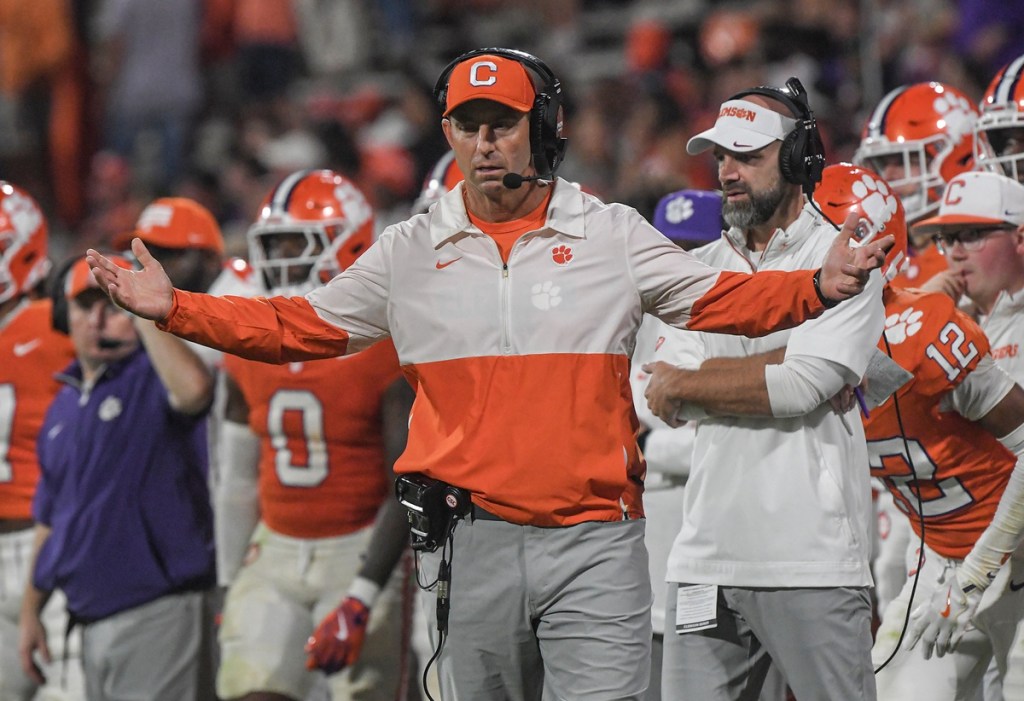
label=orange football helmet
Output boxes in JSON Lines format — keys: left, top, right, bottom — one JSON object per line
{"left": 814, "top": 163, "right": 908, "bottom": 285}
{"left": 854, "top": 83, "right": 979, "bottom": 223}
{"left": 411, "top": 151, "right": 463, "bottom": 215}
{"left": 248, "top": 169, "right": 374, "bottom": 295}
{"left": 975, "top": 55, "right": 1024, "bottom": 182}
{"left": 0, "top": 181, "right": 49, "bottom": 304}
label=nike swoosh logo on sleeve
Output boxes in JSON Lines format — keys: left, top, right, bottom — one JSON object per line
{"left": 436, "top": 257, "right": 463, "bottom": 270}
{"left": 13, "top": 339, "right": 41, "bottom": 356}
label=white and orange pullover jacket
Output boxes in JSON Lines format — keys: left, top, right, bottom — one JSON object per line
{"left": 160, "top": 179, "right": 834, "bottom": 527}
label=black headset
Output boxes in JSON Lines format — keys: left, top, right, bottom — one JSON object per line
{"left": 48, "top": 254, "right": 82, "bottom": 335}
{"left": 433, "top": 47, "right": 568, "bottom": 179}
{"left": 728, "top": 77, "right": 826, "bottom": 196}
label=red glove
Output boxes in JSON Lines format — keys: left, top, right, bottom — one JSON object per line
{"left": 305, "top": 597, "right": 370, "bottom": 674}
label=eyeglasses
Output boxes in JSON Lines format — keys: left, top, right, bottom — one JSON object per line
{"left": 933, "top": 227, "right": 1015, "bottom": 255}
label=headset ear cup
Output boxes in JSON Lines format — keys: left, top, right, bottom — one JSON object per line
{"left": 531, "top": 94, "right": 548, "bottom": 174}
{"left": 48, "top": 256, "right": 77, "bottom": 335}
{"left": 51, "top": 289, "right": 68, "bottom": 335}
{"left": 806, "top": 126, "right": 826, "bottom": 188}
{"left": 531, "top": 83, "right": 565, "bottom": 177}
{"left": 778, "top": 126, "right": 806, "bottom": 187}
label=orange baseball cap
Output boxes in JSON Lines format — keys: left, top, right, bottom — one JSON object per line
{"left": 65, "top": 255, "right": 133, "bottom": 300}
{"left": 116, "top": 198, "right": 224, "bottom": 254}
{"left": 444, "top": 54, "right": 535, "bottom": 116}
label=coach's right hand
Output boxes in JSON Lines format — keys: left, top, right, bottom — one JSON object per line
{"left": 86, "top": 238, "right": 174, "bottom": 321}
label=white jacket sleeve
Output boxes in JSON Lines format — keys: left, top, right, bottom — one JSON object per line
{"left": 946, "top": 355, "right": 1014, "bottom": 421}
{"left": 764, "top": 262, "right": 884, "bottom": 417}
{"left": 765, "top": 355, "right": 854, "bottom": 417}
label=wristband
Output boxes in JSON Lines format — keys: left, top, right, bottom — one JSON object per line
{"left": 347, "top": 576, "right": 382, "bottom": 608}
{"left": 813, "top": 269, "right": 839, "bottom": 309}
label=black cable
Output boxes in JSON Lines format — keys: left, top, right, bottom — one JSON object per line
{"left": 415, "top": 549, "right": 441, "bottom": 591}
{"left": 814, "top": 200, "right": 926, "bottom": 673}
{"left": 873, "top": 332, "right": 927, "bottom": 675}
{"left": 422, "top": 528, "right": 457, "bottom": 701}
{"left": 809, "top": 195, "right": 839, "bottom": 231}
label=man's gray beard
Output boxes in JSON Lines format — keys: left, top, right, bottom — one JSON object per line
{"left": 722, "top": 177, "right": 787, "bottom": 230}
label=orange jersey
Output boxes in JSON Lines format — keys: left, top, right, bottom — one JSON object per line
{"left": 223, "top": 339, "right": 402, "bottom": 538}
{"left": 892, "top": 243, "right": 947, "bottom": 288}
{"left": 0, "top": 299, "right": 75, "bottom": 519}
{"left": 864, "top": 287, "right": 1014, "bottom": 559}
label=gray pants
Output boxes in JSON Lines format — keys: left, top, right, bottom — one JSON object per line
{"left": 420, "top": 516, "right": 652, "bottom": 701}
{"left": 662, "top": 584, "right": 875, "bottom": 701}
{"left": 82, "top": 590, "right": 215, "bottom": 701}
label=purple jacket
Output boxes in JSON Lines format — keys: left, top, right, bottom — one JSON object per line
{"left": 33, "top": 348, "right": 214, "bottom": 621}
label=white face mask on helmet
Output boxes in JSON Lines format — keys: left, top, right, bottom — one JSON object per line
{"left": 854, "top": 82, "right": 979, "bottom": 224}
{"left": 248, "top": 169, "right": 374, "bottom": 296}
{"left": 975, "top": 55, "right": 1024, "bottom": 184}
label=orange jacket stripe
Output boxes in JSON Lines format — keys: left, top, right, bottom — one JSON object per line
{"left": 687, "top": 269, "right": 822, "bottom": 335}
{"left": 161, "top": 290, "right": 349, "bottom": 363}
{"left": 400, "top": 353, "right": 643, "bottom": 526}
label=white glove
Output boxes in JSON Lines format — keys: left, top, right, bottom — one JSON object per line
{"left": 905, "top": 567, "right": 983, "bottom": 659}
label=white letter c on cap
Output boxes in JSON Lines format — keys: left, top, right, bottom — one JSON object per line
{"left": 469, "top": 61, "right": 498, "bottom": 87}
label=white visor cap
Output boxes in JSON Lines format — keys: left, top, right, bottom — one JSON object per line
{"left": 687, "top": 99, "right": 797, "bottom": 155}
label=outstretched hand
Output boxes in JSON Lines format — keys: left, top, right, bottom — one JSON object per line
{"left": 85, "top": 239, "right": 175, "bottom": 321}
{"left": 819, "top": 212, "right": 895, "bottom": 302}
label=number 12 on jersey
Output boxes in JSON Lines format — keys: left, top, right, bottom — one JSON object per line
{"left": 924, "top": 321, "right": 978, "bottom": 382}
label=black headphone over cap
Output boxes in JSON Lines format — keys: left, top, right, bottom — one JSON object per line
{"left": 48, "top": 254, "right": 82, "bottom": 335}
{"left": 433, "top": 47, "right": 568, "bottom": 180}
{"left": 728, "top": 77, "right": 826, "bottom": 196}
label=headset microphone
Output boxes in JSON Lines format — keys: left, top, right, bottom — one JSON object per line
{"left": 502, "top": 173, "right": 544, "bottom": 189}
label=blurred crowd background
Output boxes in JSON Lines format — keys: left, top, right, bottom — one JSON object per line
{"left": 3, "top": 0, "right": 1023, "bottom": 261}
